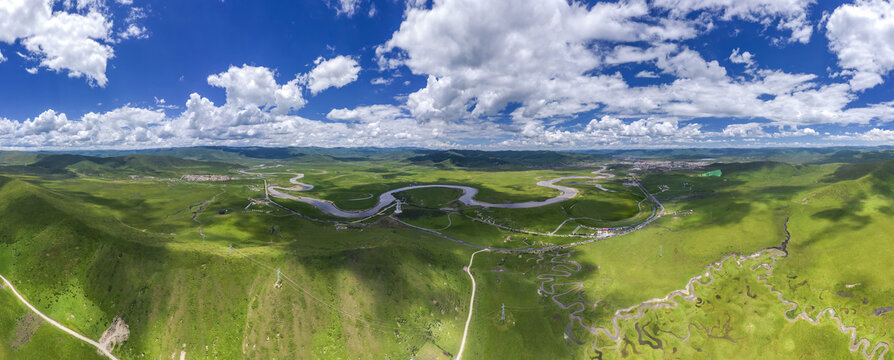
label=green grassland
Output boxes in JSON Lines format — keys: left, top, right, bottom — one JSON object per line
{"left": 0, "top": 174, "right": 476, "bottom": 359}
{"left": 266, "top": 162, "right": 587, "bottom": 210}
{"left": 488, "top": 160, "right": 893, "bottom": 359}
{"left": 0, "top": 151, "right": 892, "bottom": 359}
{"left": 0, "top": 289, "right": 104, "bottom": 360}
{"left": 589, "top": 251, "right": 860, "bottom": 359}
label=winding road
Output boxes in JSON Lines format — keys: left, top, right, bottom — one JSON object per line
{"left": 0, "top": 274, "right": 119, "bottom": 360}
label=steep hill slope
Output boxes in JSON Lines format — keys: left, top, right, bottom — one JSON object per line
{"left": 0, "top": 175, "right": 472, "bottom": 359}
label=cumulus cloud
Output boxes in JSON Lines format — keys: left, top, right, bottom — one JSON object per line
{"left": 117, "top": 6, "right": 148, "bottom": 40}
{"left": 774, "top": 127, "right": 817, "bottom": 137}
{"left": 0, "top": 106, "right": 167, "bottom": 148}
{"left": 377, "top": 0, "right": 698, "bottom": 122}
{"left": 372, "top": 0, "right": 868, "bottom": 129}
{"left": 501, "top": 115, "right": 703, "bottom": 148}
{"left": 606, "top": 43, "right": 679, "bottom": 65}
{"left": 0, "top": 49, "right": 5, "bottom": 63}
{"left": 206, "top": 65, "right": 306, "bottom": 114}
{"left": 721, "top": 122, "right": 767, "bottom": 137}
{"left": 118, "top": 23, "right": 147, "bottom": 39}
{"left": 827, "top": 128, "right": 894, "bottom": 142}
{"left": 328, "top": 0, "right": 362, "bottom": 17}
{"left": 826, "top": 0, "right": 894, "bottom": 90}
{"left": 154, "top": 96, "right": 177, "bottom": 110}
{"left": 1, "top": 0, "right": 892, "bottom": 150}
{"left": 729, "top": 48, "right": 755, "bottom": 67}
{"left": 377, "top": 0, "right": 892, "bottom": 130}
{"left": 302, "top": 55, "right": 361, "bottom": 95}
{"left": 0, "top": 0, "right": 120, "bottom": 86}
{"left": 370, "top": 77, "right": 391, "bottom": 85}
{"left": 635, "top": 70, "right": 659, "bottom": 78}
{"left": 652, "top": 0, "right": 815, "bottom": 43}
{"left": 0, "top": 103, "right": 478, "bottom": 150}
{"left": 326, "top": 104, "right": 407, "bottom": 123}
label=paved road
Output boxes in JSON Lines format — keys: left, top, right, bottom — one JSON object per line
{"left": 0, "top": 274, "right": 119, "bottom": 360}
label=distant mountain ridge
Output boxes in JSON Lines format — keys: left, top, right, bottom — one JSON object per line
{"left": 0, "top": 154, "right": 238, "bottom": 177}
{"left": 407, "top": 150, "right": 602, "bottom": 168}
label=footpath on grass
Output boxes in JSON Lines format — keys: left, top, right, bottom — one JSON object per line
{"left": 0, "top": 274, "right": 119, "bottom": 360}
{"left": 455, "top": 249, "right": 489, "bottom": 360}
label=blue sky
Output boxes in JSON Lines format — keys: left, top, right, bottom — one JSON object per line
{"left": 1, "top": 0, "right": 893, "bottom": 149}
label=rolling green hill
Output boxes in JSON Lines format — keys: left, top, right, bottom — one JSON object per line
{"left": 0, "top": 154, "right": 238, "bottom": 178}
{"left": 408, "top": 149, "right": 601, "bottom": 169}
{"left": 0, "top": 150, "right": 892, "bottom": 359}
{"left": 0, "top": 174, "right": 473, "bottom": 359}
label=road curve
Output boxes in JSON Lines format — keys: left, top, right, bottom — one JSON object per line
{"left": 0, "top": 274, "right": 119, "bottom": 360}
{"left": 456, "top": 249, "right": 489, "bottom": 360}
{"left": 245, "top": 168, "right": 614, "bottom": 219}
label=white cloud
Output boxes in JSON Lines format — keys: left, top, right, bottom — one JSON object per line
{"left": 1, "top": 1, "right": 892, "bottom": 151}
{"left": 585, "top": 116, "right": 702, "bottom": 138}
{"left": 0, "top": 0, "right": 116, "bottom": 86}
{"left": 154, "top": 96, "right": 177, "bottom": 110}
{"left": 652, "top": 0, "right": 815, "bottom": 43}
{"left": 729, "top": 48, "right": 755, "bottom": 67}
{"left": 119, "top": 6, "right": 148, "bottom": 40}
{"left": 0, "top": 49, "right": 5, "bottom": 63}
{"left": 206, "top": 64, "right": 306, "bottom": 114}
{"left": 25, "top": 67, "right": 38, "bottom": 74}
{"left": 377, "top": 0, "right": 698, "bottom": 122}
{"left": 370, "top": 77, "right": 392, "bottom": 85}
{"left": 302, "top": 55, "right": 360, "bottom": 95}
{"left": 118, "top": 24, "right": 147, "bottom": 39}
{"left": 827, "top": 128, "right": 894, "bottom": 142}
{"left": 655, "top": 48, "right": 727, "bottom": 80}
{"left": 370, "top": 0, "right": 893, "bottom": 132}
{"left": 721, "top": 122, "right": 767, "bottom": 137}
{"left": 0, "top": 106, "right": 168, "bottom": 148}
{"left": 774, "top": 127, "right": 818, "bottom": 137}
{"left": 826, "top": 0, "right": 894, "bottom": 90}
{"left": 605, "top": 43, "right": 679, "bottom": 65}
{"left": 329, "top": 0, "right": 362, "bottom": 17}
{"left": 501, "top": 115, "right": 703, "bottom": 148}
{"left": 326, "top": 104, "right": 407, "bottom": 122}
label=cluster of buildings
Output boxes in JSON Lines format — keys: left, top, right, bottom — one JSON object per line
{"left": 181, "top": 174, "right": 238, "bottom": 182}
{"left": 629, "top": 161, "right": 711, "bottom": 172}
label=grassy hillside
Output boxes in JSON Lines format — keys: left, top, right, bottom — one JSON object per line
{"left": 0, "top": 151, "right": 39, "bottom": 166}
{"left": 1, "top": 153, "right": 892, "bottom": 359}
{"left": 0, "top": 154, "right": 238, "bottom": 178}
{"left": 525, "top": 160, "right": 894, "bottom": 359}
{"left": 0, "top": 175, "right": 476, "bottom": 359}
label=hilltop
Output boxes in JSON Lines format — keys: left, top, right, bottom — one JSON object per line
{"left": 0, "top": 154, "right": 238, "bottom": 178}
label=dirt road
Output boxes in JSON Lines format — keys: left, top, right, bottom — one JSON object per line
{"left": 0, "top": 274, "right": 119, "bottom": 360}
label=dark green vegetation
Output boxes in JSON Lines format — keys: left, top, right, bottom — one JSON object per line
{"left": 0, "top": 154, "right": 236, "bottom": 178}
{"left": 0, "top": 147, "right": 891, "bottom": 359}
{"left": 407, "top": 150, "right": 601, "bottom": 169}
